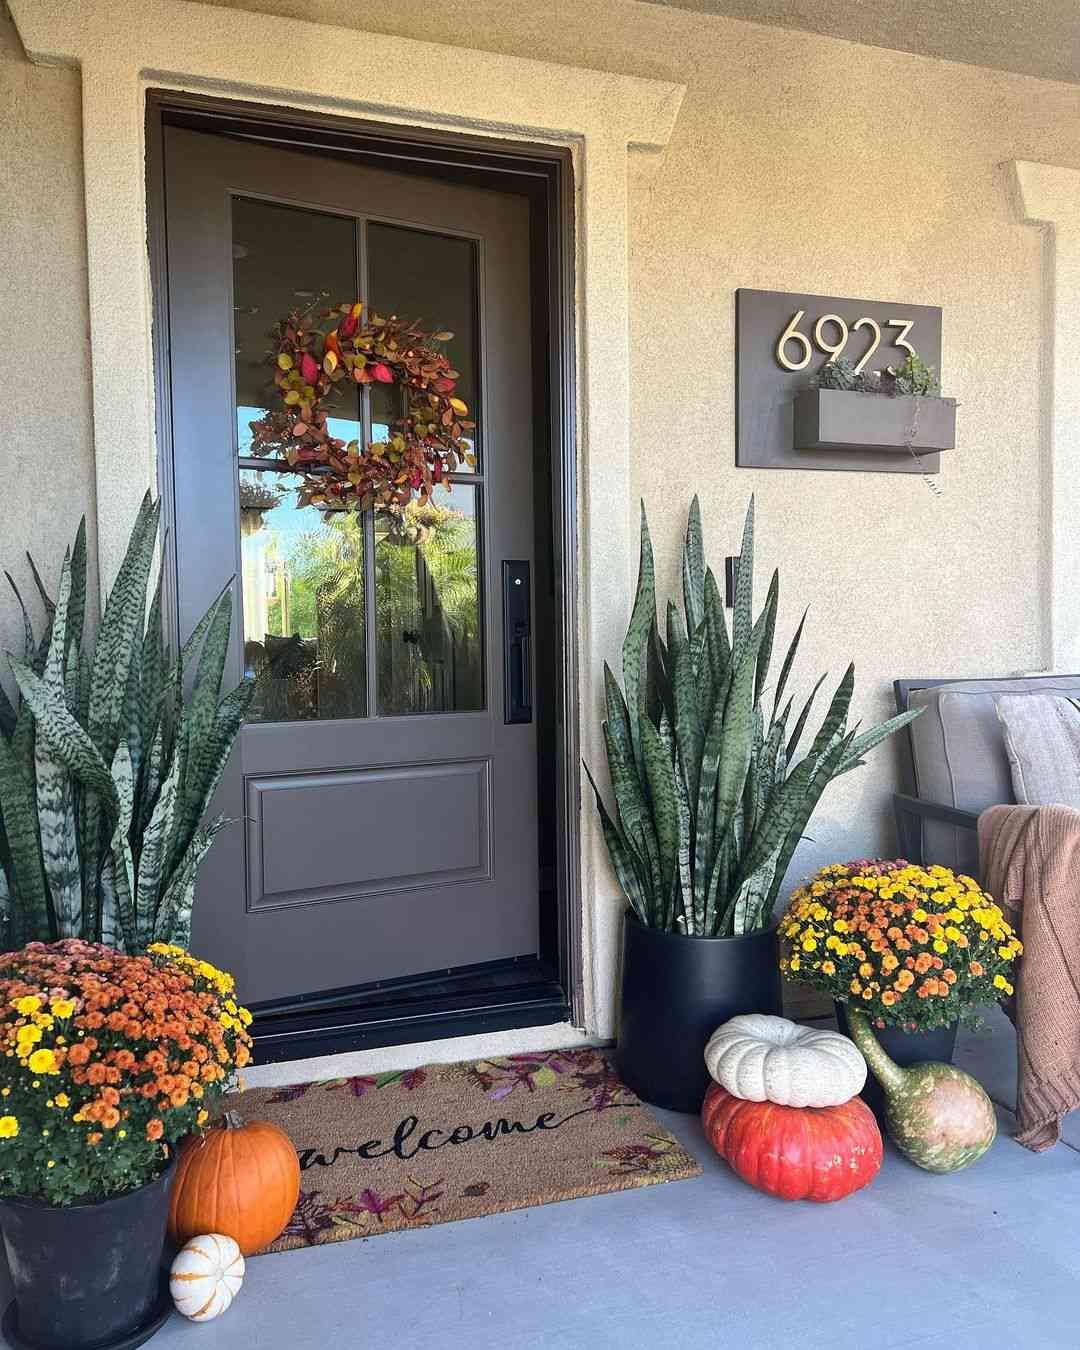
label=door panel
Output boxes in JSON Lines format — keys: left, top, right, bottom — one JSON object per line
{"left": 163, "top": 127, "right": 537, "bottom": 1003}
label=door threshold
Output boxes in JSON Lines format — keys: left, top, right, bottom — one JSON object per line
{"left": 249, "top": 958, "right": 569, "bottom": 1064}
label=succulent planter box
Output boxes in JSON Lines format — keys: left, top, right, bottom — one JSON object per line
{"left": 794, "top": 388, "right": 956, "bottom": 453}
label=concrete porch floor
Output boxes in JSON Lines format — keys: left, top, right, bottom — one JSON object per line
{"left": 3, "top": 1009, "right": 1078, "bottom": 1350}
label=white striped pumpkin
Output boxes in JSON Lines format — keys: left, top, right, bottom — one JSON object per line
{"left": 170, "top": 1233, "right": 245, "bottom": 1321}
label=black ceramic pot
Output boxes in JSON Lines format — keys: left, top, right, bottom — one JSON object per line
{"left": 617, "top": 912, "right": 783, "bottom": 1114}
{"left": 0, "top": 1154, "right": 176, "bottom": 1350}
{"left": 836, "top": 1002, "right": 959, "bottom": 1125}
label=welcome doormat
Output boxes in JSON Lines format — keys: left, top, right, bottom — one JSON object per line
{"left": 232, "top": 1048, "right": 702, "bottom": 1253}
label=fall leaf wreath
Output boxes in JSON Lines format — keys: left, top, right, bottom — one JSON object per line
{"left": 248, "top": 300, "right": 475, "bottom": 514}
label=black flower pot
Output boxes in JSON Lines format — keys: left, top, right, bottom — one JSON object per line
{"left": 836, "top": 1002, "right": 958, "bottom": 1126}
{"left": 618, "top": 912, "right": 783, "bottom": 1113}
{"left": 0, "top": 1155, "right": 176, "bottom": 1350}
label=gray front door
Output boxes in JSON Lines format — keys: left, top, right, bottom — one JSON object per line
{"left": 162, "top": 128, "right": 538, "bottom": 1004}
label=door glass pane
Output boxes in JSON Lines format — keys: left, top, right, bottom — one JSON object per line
{"left": 240, "top": 470, "right": 367, "bottom": 722}
{"left": 232, "top": 196, "right": 360, "bottom": 457}
{"left": 367, "top": 222, "right": 480, "bottom": 467}
{"left": 375, "top": 485, "right": 483, "bottom": 715}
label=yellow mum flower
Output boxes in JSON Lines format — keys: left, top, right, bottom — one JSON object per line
{"left": 12, "top": 996, "right": 40, "bottom": 1015}
{"left": 16, "top": 1024, "right": 42, "bottom": 1047}
{"left": 49, "top": 1000, "right": 76, "bottom": 1020}
{"left": 833, "top": 919, "right": 849, "bottom": 934}
{"left": 53, "top": 1092, "right": 70, "bottom": 1109}
{"left": 913, "top": 909, "right": 928, "bottom": 922}
{"left": 933, "top": 941, "right": 948, "bottom": 955}
{"left": 28, "top": 1049, "right": 59, "bottom": 1076}
{"left": 0, "top": 1116, "right": 19, "bottom": 1139}
{"left": 789, "top": 956, "right": 801, "bottom": 973}
{"left": 821, "top": 960, "right": 836, "bottom": 976}
{"left": 239, "top": 1008, "right": 253, "bottom": 1027}
{"left": 801, "top": 938, "right": 817, "bottom": 953}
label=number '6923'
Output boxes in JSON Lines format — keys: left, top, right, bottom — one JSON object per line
{"left": 775, "top": 311, "right": 916, "bottom": 374}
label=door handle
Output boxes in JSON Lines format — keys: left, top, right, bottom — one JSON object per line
{"left": 502, "top": 560, "right": 532, "bottom": 724}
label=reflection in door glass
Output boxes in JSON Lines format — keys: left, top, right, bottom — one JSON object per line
{"left": 375, "top": 485, "right": 483, "bottom": 715}
{"left": 367, "top": 222, "right": 480, "bottom": 467}
{"left": 232, "top": 195, "right": 360, "bottom": 457}
{"left": 239, "top": 471, "right": 367, "bottom": 722}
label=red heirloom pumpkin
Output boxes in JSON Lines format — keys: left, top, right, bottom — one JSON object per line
{"left": 702, "top": 1082, "right": 882, "bottom": 1203}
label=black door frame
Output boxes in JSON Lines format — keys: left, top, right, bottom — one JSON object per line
{"left": 144, "top": 90, "right": 581, "bottom": 1062}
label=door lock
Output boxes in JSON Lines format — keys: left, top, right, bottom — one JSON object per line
{"left": 502, "top": 560, "right": 532, "bottom": 724}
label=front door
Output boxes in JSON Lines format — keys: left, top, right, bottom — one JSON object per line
{"left": 162, "top": 127, "right": 539, "bottom": 1005}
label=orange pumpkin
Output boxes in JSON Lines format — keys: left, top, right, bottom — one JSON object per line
{"left": 168, "top": 1113, "right": 300, "bottom": 1256}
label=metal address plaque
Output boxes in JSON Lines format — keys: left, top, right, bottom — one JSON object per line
{"left": 735, "top": 288, "right": 943, "bottom": 474}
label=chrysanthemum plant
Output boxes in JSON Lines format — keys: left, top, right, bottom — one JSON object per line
{"left": 0, "top": 494, "right": 254, "bottom": 952}
{"left": 0, "top": 940, "right": 252, "bottom": 1205}
{"left": 587, "top": 498, "right": 922, "bottom": 937}
{"left": 779, "top": 859, "right": 1022, "bottom": 1031}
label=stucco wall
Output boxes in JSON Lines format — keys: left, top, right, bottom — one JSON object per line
{"left": 0, "top": 11, "right": 97, "bottom": 686}
{"left": 5, "top": 0, "right": 1080, "bottom": 1054}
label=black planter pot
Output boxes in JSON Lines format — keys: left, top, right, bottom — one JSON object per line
{"left": 0, "top": 1155, "right": 176, "bottom": 1350}
{"left": 618, "top": 912, "right": 782, "bottom": 1114}
{"left": 836, "top": 1003, "right": 959, "bottom": 1126}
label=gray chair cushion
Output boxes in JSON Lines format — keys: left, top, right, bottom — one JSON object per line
{"left": 996, "top": 694, "right": 1080, "bottom": 807}
{"left": 907, "top": 675, "right": 1080, "bottom": 872}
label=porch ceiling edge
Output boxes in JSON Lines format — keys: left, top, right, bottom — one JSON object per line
{"left": 1012, "top": 161, "right": 1080, "bottom": 674}
{"left": 8, "top": 0, "right": 686, "bottom": 1041}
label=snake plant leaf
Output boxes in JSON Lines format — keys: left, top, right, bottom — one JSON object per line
{"left": 135, "top": 752, "right": 180, "bottom": 947}
{"left": 108, "top": 742, "right": 137, "bottom": 952}
{"left": 584, "top": 761, "right": 651, "bottom": 925}
{"left": 644, "top": 617, "right": 671, "bottom": 731}
{"left": 732, "top": 734, "right": 838, "bottom": 896}
{"left": 804, "top": 663, "right": 855, "bottom": 766}
{"left": 764, "top": 731, "right": 856, "bottom": 915}
{"left": 603, "top": 721, "right": 662, "bottom": 904}
{"left": 772, "top": 606, "right": 808, "bottom": 722}
{"left": 35, "top": 556, "right": 81, "bottom": 938}
{"left": 786, "top": 671, "right": 828, "bottom": 761}
{"left": 731, "top": 496, "right": 755, "bottom": 662}
{"left": 8, "top": 659, "right": 118, "bottom": 810}
{"left": 25, "top": 553, "right": 55, "bottom": 621}
{"left": 837, "top": 707, "right": 924, "bottom": 775}
{"left": 742, "top": 706, "right": 766, "bottom": 841}
{"left": 66, "top": 518, "right": 88, "bottom": 661}
{"left": 182, "top": 588, "right": 234, "bottom": 808}
{"left": 641, "top": 716, "right": 679, "bottom": 914}
{"left": 713, "top": 622, "right": 763, "bottom": 854}
{"left": 140, "top": 571, "right": 165, "bottom": 756}
{"left": 674, "top": 744, "right": 696, "bottom": 934}
{"left": 155, "top": 818, "right": 225, "bottom": 949}
{"left": 0, "top": 866, "right": 10, "bottom": 951}
{"left": 670, "top": 604, "right": 704, "bottom": 804}
{"left": 682, "top": 495, "right": 706, "bottom": 636}
{"left": 622, "top": 502, "right": 657, "bottom": 782}
{"left": 87, "top": 493, "right": 159, "bottom": 766}
{"left": 703, "top": 567, "right": 730, "bottom": 699}
{"left": 5, "top": 574, "right": 36, "bottom": 666}
{"left": 754, "top": 569, "right": 779, "bottom": 705}
{"left": 693, "top": 701, "right": 724, "bottom": 918}
{"left": 0, "top": 683, "right": 16, "bottom": 741}
{"left": 0, "top": 729, "right": 49, "bottom": 945}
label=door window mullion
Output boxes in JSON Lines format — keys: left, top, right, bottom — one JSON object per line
{"left": 358, "top": 217, "right": 380, "bottom": 721}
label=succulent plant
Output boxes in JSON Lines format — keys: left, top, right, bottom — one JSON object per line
{"left": 0, "top": 495, "right": 254, "bottom": 952}
{"left": 882, "top": 351, "right": 940, "bottom": 397}
{"left": 586, "top": 498, "right": 922, "bottom": 937}
{"left": 812, "top": 357, "right": 866, "bottom": 392}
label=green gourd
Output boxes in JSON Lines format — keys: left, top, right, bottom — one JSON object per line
{"left": 846, "top": 1009, "right": 997, "bottom": 1174}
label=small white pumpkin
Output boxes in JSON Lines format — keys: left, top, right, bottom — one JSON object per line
{"left": 704, "top": 1013, "right": 866, "bottom": 1108}
{"left": 170, "top": 1233, "right": 245, "bottom": 1322}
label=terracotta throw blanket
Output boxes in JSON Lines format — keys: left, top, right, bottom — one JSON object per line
{"left": 979, "top": 804, "right": 1080, "bottom": 1150}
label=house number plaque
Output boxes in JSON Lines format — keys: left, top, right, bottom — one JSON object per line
{"left": 735, "top": 288, "right": 943, "bottom": 474}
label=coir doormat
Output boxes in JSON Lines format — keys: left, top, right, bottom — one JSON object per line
{"left": 232, "top": 1048, "right": 701, "bottom": 1252}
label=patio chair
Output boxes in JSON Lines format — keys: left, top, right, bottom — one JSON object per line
{"left": 892, "top": 674, "right": 1080, "bottom": 876}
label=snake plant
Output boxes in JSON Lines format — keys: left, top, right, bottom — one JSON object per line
{"left": 587, "top": 497, "right": 922, "bottom": 937}
{"left": 0, "top": 494, "right": 254, "bottom": 953}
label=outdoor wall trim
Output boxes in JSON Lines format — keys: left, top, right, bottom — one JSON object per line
{"left": 1012, "top": 160, "right": 1080, "bottom": 673}
{"left": 9, "top": 0, "right": 685, "bottom": 1041}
